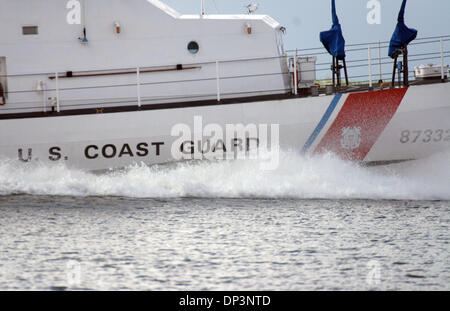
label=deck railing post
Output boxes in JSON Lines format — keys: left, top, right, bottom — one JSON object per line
{"left": 293, "top": 49, "right": 298, "bottom": 95}
{"left": 55, "top": 72, "right": 60, "bottom": 113}
{"left": 441, "top": 38, "right": 445, "bottom": 82}
{"left": 216, "top": 61, "right": 221, "bottom": 102}
{"left": 137, "top": 67, "right": 141, "bottom": 108}
{"left": 378, "top": 40, "right": 382, "bottom": 83}
{"left": 368, "top": 46, "right": 373, "bottom": 90}
{"left": 42, "top": 82, "right": 47, "bottom": 113}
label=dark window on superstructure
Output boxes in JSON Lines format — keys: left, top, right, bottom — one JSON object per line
{"left": 187, "top": 41, "right": 199, "bottom": 54}
{"left": 22, "top": 26, "right": 39, "bottom": 35}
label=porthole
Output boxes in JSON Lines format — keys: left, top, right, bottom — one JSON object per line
{"left": 187, "top": 41, "right": 199, "bottom": 54}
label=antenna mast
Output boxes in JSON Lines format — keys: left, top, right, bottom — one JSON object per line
{"left": 201, "top": 0, "right": 205, "bottom": 16}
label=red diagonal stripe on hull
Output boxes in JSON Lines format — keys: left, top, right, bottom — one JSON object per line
{"left": 314, "top": 88, "right": 408, "bottom": 161}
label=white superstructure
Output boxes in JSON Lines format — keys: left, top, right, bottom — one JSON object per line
{"left": 0, "top": 0, "right": 288, "bottom": 114}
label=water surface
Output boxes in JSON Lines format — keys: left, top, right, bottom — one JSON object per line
{"left": 0, "top": 152, "right": 449, "bottom": 290}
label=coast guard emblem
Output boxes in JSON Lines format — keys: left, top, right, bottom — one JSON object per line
{"left": 340, "top": 127, "right": 361, "bottom": 150}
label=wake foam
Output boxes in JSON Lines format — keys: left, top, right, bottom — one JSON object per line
{"left": 0, "top": 151, "right": 449, "bottom": 200}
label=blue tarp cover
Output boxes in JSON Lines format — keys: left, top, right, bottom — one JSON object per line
{"left": 388, "top": 0, "right": 418, "bottom": 58}
{"left": 320, "top": 0, "right": 346, "bottom": 60}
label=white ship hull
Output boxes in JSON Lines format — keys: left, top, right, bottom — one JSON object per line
{"left": 0, "top": 82, "right": 449, "bottom": 171}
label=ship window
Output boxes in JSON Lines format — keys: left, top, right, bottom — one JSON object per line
{"left": 22, "top": 26, "right": 39, "bottom": 35}
{"left": 187, "top": 41, "right": 199, "bottom": 54}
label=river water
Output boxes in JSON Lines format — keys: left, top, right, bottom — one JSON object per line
{"left": 0, "top": 151, "right": 449, "bottom": 290}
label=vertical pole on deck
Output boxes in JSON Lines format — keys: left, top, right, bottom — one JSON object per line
{"left": 403, "top": 46, "right": 409, "bottom": 87}
{"left": 441, "top": 38, "right": 445, "bottom": 82}
{"left": 332, "top": 56, "right": 336, "bottom": 91}
{"left": 378, "top": 40, "right": 382, "bottom": 83}
{"left": 343, "top": 59, "right": 349, "bottom": 86}
{"left": 43, "top": 83, "right": 47, "bottom": 113}
{"left": 293, "top": 49, "right": 298, "bottom": 95}
{"left": 392, "top": 56, "right": 397, "bottom": 88}
{"left": 137, "top": 67, "right": 141, "bottom": 108}
{"left": 368, "top": 46, "right": 373, "bottom": 90}
{"left": 55, "top": 72, "right": 60, "bottom": 113}
{"left": 336, "top": 59, "right": 341, "bottom": 88}
{"left": 216, "top": 61, "right": 221, "bottom": 102}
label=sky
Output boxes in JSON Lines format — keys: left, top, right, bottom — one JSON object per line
{"left": 163, "top": 0, "right": 450, "bottom": 80}
{"left": 163, "top": 0, "right": 450, "bottom": 50}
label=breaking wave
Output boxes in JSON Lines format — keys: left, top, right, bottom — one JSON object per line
{"left": 0, "top": 151, "right": 449, "bottom": 200}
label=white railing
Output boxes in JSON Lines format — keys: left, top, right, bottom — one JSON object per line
{"left": 0, "top": 35, "right": 449, "bottom": 114}
{"left": 55, "top": 72, "right": 60, "bottom": 113}
{"left": 136, "top": 67, "right": 141, "bottom": 108}
{"left": 216, "top": 61, "right": 221, "bottom": 102}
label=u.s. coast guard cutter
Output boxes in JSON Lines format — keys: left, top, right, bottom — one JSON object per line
{"left": 0, "top": 0, "right": 449, "bottom": 170}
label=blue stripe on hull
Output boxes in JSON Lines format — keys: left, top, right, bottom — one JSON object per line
{"left": 301, "top": 93, "right": 342, "bottom": 155}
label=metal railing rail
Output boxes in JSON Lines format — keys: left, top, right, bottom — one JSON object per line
{"left": 0, "top": 34, "right": 448, "bottom": 113}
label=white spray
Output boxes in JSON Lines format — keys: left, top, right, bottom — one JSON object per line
{"left": 0, "top": 151, "right": 449, "bottom": 200}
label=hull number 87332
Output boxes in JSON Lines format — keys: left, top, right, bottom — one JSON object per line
{"left": 400, "top": 129, "right": 450, "bottom": 144}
